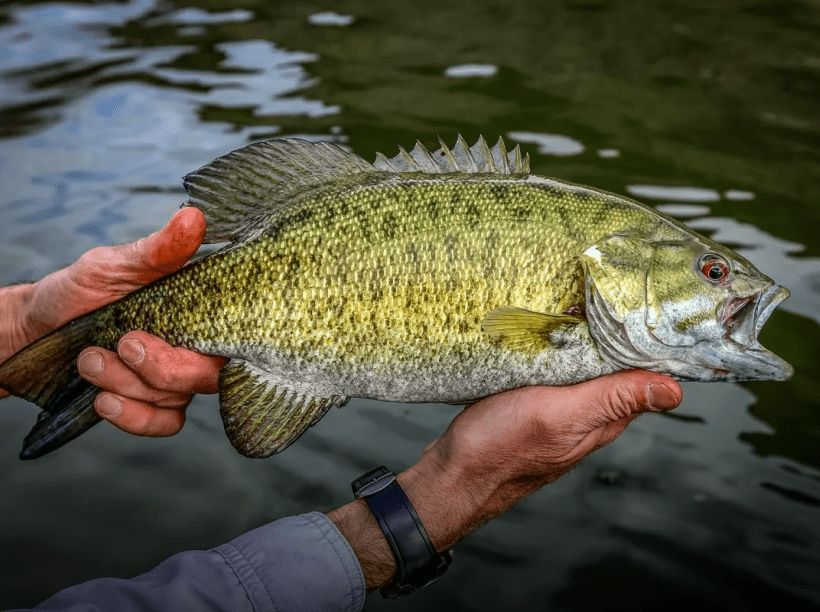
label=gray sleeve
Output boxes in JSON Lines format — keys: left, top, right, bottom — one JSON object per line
{"left": 26, "top": 512, "right": 366, "bottom": 612}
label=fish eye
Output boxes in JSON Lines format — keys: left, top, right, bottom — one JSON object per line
{"left": 699, "top": 254, "right": 730, "bottom": 282}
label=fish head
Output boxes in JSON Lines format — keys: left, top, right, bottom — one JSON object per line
{"left": 579, "top": 233, "right": 793, "bottom": 382}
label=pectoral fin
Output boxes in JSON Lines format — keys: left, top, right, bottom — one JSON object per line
{"left": 219, "top": 360, "right": 348, "bottom": 458}
{"left": 481, "top": 305, "right": 583, "bottom": 352}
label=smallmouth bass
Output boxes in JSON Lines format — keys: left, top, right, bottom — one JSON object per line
{"left": 0, "top": 136, "right": 793, "bottom": 459}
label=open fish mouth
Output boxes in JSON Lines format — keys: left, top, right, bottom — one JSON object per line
{"left": 726, "top": 284, "right": 789, "bottom": 347}
{"left": 723, "top": 284, "right": 793, "bottom": 380}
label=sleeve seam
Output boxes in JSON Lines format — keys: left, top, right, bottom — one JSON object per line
{"left": 306, "top": 512, "right": 366, "bottom": 611}
{"left": 213, "top": 544, "right": 278, "bottom": 612}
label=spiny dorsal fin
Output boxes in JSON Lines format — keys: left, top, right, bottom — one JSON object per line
{"left": 219, "top": 360, "right": 348, "bottom": 458}
{"left": 184, "top": 136, "right": 530, "bottom": 244}
{"left": 373, "top": 135, "right": 530, "bottom": 175}
{"left": 183, "top": 139, "right": 375, "bottom": 243}
{"left": 481, "top": 305, "right": 582, "bottom": 353}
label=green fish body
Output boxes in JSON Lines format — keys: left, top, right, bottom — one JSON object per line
{"left": 0, "top": 136, "right": 792, "bottom": 459}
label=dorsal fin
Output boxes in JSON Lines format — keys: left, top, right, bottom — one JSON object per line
{"left": 373, "top": 135, "right": 530, "bottom": 175}
{"left": 183, "top": 139, "right": 375, "bottom": 243}
{"left": 183, "top": 136, "right": 529, "bottom": 244}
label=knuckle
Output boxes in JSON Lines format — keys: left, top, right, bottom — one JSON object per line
{"left": 126, "top": 335, "right": 220, "bottom": 394}
{"left": 77, "top": 246, "right": 105, "bottom": 263}
{"left": 150, "top": 367, "right": 180, "bottom": 391}
{"left": 132, "top": 414, "right": 154, "bottom": 437}
{"left": 125, "top": 402, "right": 169, "bottom": 437}
{"left": 78, "top": 246, "right": 116, "bottom": 274}
{"left": 602, "top": 384, "right": 639, "bottom": 420}
{"left": 158, "top": 393, "right": 192, "bottom": 410}
{"left": 138, "top": 350, "right": 181, "bottom": 389}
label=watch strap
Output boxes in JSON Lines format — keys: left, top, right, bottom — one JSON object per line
{"left": 352, "top": 466, "right": 452, "bottom": 598}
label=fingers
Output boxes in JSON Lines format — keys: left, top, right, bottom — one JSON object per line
{"left": 77, "top": 346, "right": 191, "bottom": 437}
{"left": 528, "top": 372, "right": 680, "bottom": 472}
{"left": 94, "top": 391, "right": 187, "bottom": 437}
{"left": 78, "top": 348, "right": 186, "bottom": 408}
{"left": 114, "top": 331, "right": 225, "bottom": 395}
{"left": 77, "top": 331, "right": 226, "bottom": 437}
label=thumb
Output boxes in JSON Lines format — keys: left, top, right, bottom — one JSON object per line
{"left": 16, "top": 208, "right": 209, "bottom": 349}
{"left": 569, "top": 370, "right": 682, "bottom": 428}
{"left": 129, "top": 207, "right": 207, "bottom": 281}
{"left": 71, "top": 207, "right": 207, "bottom": 291}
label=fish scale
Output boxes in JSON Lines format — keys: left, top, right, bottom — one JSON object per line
{"left": 0, "top": 136, "right": 792, "bottom": 460}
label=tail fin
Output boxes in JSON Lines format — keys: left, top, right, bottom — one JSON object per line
{"left": 0, "top": 314, "right": 103, "bottom": 460}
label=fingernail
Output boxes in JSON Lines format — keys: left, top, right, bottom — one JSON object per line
{"left": 78, "top": 351, "right": 104, "bottom": 376}
{"left": 97, "top": 394, "right": 122, "bottom": 418}
{"left": 648, "top": 383, "right": 679, "bottom": 410}
{"left": 119, "top": 339, "right": 144, "bottom": 366}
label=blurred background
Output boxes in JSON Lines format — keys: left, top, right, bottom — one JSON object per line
{"left": 1, "top": 0, "right": 819, "bottom": 609}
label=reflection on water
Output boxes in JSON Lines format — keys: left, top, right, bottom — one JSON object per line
{"left": 1, "top": 0, "right": 819, "bottom": 610}
{"left": 596, "top": 147, "right": 620, "bottom": 158}
{"left": 508, "top": 130, "right": 585, "bottom": 156}
{"left": 444, "top": 64, "right": 499, "bottom": 78}
{"left": 161, "top": 7, "right": 253, "bottom": 25}
{"left": 655, "top": 203, "right": 711, "bottom": 217}
{"left": 307, "top": 11, "right": 355, "bottom": 27}
{"left": 627, "top": 184, "right": 721, "bottom": 202}
{"left": 725, "top": 189, "right": 755, "bottom": 201}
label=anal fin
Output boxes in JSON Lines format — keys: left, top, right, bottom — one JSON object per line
{"left": 481, "top": 305, "right": 583, "bottom": 353}
{"left": 219, "top": 360, "right": 348, "bottom": 458}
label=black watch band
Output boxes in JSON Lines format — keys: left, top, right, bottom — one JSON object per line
{"left": 352, "top": 466, "right": 453, "bottom": 598}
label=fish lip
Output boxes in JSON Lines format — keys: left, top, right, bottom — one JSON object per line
{"left": 754, "top": 284, "right": 790, "bottom": 336}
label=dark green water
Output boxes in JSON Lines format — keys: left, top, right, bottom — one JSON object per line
{"left": 1, "top": 1, "right": 819, "bottom": 609}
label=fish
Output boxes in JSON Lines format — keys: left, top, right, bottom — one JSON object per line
{"left": 0, "top": 135, "right": 793, "bottom": 460}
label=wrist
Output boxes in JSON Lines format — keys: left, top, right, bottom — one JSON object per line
{"left": 327, "top": 446, "right": 533, "bottom": 592}
{"left": 327, "top": 456, "right": 480, "bottom": 591}
{"left": 406, "top": 439, "right": 561, "bottom": 538}
{"left": 396, "top": 454, "right": 491, "bottom": 553}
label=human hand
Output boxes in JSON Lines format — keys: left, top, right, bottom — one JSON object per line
{"left": 410, "top": 370, "right": 682, "bottom": 535}
{"left": 328, "top": 370, "right": 682, "bottom": 589}
{"left": 0, "top": 208, "right": 226, "bottom": 435}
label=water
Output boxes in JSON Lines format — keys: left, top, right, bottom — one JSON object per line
{"left": 1, "top": 1, "right": 819, "bottom": 609}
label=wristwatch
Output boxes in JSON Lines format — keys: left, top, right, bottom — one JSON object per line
{"left": 351, "top": 466, "right": 453, "bottom": 598}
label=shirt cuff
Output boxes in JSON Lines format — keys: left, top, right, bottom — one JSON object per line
{"left": 214, "top": 512, "right": 366, "bottom": 612}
